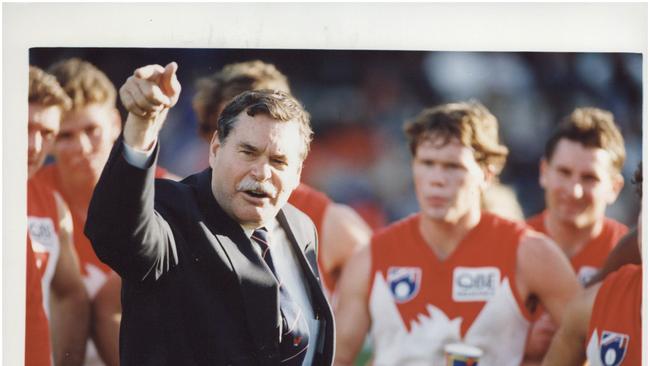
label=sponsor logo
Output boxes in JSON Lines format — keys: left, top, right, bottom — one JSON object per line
{"left": 599, "top": 331, "right": 629, "bottom": 366}
{"left": 452, "top": 267, "right": 500, "bottom": 302}
{"left": 27, "top": 216, "right": 58, "bottom": 252}
{"left": 387, "top": 267, "right": 421, "bottom": 303}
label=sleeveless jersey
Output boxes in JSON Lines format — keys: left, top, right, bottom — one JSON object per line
{"left": 34, "top": 163, "right": 171, "bottom": 298}
{"left": 527, "top": 211, "right": 628, "bottom": 285}
{"left": 25, "top": 239, "right": 53, "bottom": 366}
{"left": 369, "top": 212, "right": 531, "bottom": 366}
{"left": 288, "top": 183, "right": 334, "bottom": 291}
{"left": 586, "top": 264, "right": 641, "bottom": 366}
{"left": 27, "top": 178, "right": 61, "bottom": 317}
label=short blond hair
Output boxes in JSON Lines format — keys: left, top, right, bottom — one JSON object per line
{"left": 29, "top": 65, "right": 71, "bottom": 110}
{"left": 193, "top": 60, "right": 291, "bottom": 140}
{"left": 404, "top": 100, "right": 509, "bottom": 175}
{"left": 47, "top": 58, "right": 116, "bottom": 110}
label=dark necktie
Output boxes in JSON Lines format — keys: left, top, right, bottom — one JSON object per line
{"left": 251, "top": 228, "right": 310, "bottom": 365}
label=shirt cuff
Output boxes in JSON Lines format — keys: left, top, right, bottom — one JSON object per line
{"left": 122, "top": 141, "right": 155, "bottom": 168}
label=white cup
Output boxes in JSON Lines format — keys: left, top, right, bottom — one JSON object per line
{"left": 444, "top": 343, "right": 483, "bottom": 365}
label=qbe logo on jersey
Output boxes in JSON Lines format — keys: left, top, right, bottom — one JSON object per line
{"left": 387, "top": 267, "right": 421, "bottom": 303}
{"left": 598, "top": 331, "right": 629, "bottom": 366}
{"left": 28, "top": 216, "right": 58, "bottom": 252}
{"left": 452, "top": 267, "right": 500, "bottom": 302}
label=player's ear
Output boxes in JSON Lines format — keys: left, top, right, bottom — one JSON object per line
{"left": 606, "top": 172, "right": 625, "bottom": 204}
{"left": 479, "top": 164, "right": 496, "bottom": 191}
{"left": 539, "top": 159, "right": 549, "bottom": 188}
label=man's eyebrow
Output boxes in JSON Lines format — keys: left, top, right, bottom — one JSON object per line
{"left": 239, "top": 142, "right": 259, "bottom": 152}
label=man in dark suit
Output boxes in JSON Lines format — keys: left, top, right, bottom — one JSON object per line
{"left": 84, "top": 62, "right": 334, "bottom": 366}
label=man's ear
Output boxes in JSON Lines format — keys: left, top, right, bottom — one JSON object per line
{"left": 539, "top": 159, "right": 549, "bottom": 188}
{"left": 478, "top": 164, "right": 496, "bottom": 191}
{"left": 292, "top": 163, "right": 303, "bottom": 191}
{"left": 208, "top": 131, "right": 221, "bottom": 166}
{"left": 111, "top": 107, "right": 122, "bottom": 141}
{"left": 607, "top": 172, "right": 625, "bottom": 204}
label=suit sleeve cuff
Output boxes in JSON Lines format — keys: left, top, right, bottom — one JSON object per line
{"left": 122, "top": 141, "right": 156, "bottom": 168}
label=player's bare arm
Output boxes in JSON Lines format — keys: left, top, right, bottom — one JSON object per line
{"left": 92, "top": 274, "right": 122, "bottom": 366}
{"left": 321, "top": 203, "right": 372, "bottom": 286}
{"left": 516, "top": 231, "right": 582, "bottom": 326}
{"left": 334, "top": 244, "right": 372, "bottom": 366}
{"left": 542, "top": 284, "right": 599, "bottom": 366}
{"left": 49, "top": 192, "right": 90, "bottom": 366}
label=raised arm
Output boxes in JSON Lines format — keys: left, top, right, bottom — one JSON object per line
{"left": 84, "top": 62, "right": 182, "bottom": 281}
{"left": 334, "top": 245, "right": 372, "bottom": 366}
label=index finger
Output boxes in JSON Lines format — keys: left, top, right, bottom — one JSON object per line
{"left": 134, "top": 64, "right": 166, "bottom": 80}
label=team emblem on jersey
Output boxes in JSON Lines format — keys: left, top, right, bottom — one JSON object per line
{"left": 386, "top": 267, "right": 421, "bottom": 303}
{"left": 599, "top": 331, "right": 629, "bottom": 366}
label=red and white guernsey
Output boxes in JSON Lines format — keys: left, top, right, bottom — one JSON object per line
{"left": 527, "top": 211, "right": 628, "bottom": 285}
{"left": 27, "top": 178, "right": 61, "bottom": 318}
{"left": 369, "top": 212, "right": 532, "bottom": 365}
{"left": 586, "top": 264, "right": 641, "bottom": 366}
{"left": 34, "top": 163, "right": 170, "bottom": 298}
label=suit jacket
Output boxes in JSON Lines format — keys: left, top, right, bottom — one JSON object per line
{"left": 85, "top": 138, "right": 335, "bottom": 366}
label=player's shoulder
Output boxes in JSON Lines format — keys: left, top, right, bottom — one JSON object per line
{"left": 602, "top": 216, "right": 629, "bottom": 236}
{"left": 605, "top": 263, "right": 642, "bottom": 284}
{"left": 372, "top": 214, "right": 418, "bottom": 244}
{"left": 478, "top": 212, "right": 529, "bottom": 242}
{"left": 291, "top": 183, "right": 332, "bottom": 205}
{"left": 30, "top": 164, "right": 59, "bottom": 190}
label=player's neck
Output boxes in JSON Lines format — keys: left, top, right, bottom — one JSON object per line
{"left": 419, "top": 209, "right": 481, "bottom": 260}
{"left": 544, "top": 214, "right": 604, "bottom": 257}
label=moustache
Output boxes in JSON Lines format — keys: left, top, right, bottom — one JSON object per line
{"left": 236, "top": 177, "right": 278, "bottom": 198}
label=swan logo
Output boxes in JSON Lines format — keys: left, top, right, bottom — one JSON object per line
{"left": 387, "top": 267, "right": 421, "bottom": 303}
{"left": 599, "top": 331, "right": 629, "bottom": 366}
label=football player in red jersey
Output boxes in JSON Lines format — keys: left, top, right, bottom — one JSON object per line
{"left": 542, "top": 162, "right": 642, "bottom": 366}
{"left": 334, "top": 101, "right": 580, "bottom": 365}
{"left": 523, "top": 107, "right": 628, "bottom": 365}
{"left": 27, "top": 65, "right": 89, "bottom": 366}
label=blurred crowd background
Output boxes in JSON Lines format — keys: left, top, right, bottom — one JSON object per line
{"left": 30, "top": 48, "right": 643, "bottom": 228}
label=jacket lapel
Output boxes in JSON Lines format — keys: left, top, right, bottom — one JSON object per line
{"left": 276, "top": 209, "right": 327, "bottom": 310}
{"left": 195, "top": 169, "right": 281, "bottom": 356}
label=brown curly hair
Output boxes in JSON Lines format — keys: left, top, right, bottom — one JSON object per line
{"left": 47, "top": 58, "right": 116, "bottom": 110}
{"left": 193, "top": 60, "right": 290, "bottom": 141}
{"left": 545, "top": 107, "right": 625, "bottom": 173}
{"left": 404, "top": 100, "right": 509, "bottom": 175}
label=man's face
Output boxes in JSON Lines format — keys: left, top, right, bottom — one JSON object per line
{"left": 209, "top": 112, "right": 303, "bottom": 228}
{"left": 412, "top": 137, "right": 487, "bottom": 223}
{"left": 53, "top": 103, "right": 120, "bottom": 185}
{"left": 540, "top": 138, "right": 623, "bottom": 229}
{"left": 28, "top": 103, "right": 61, "bottom": 178}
